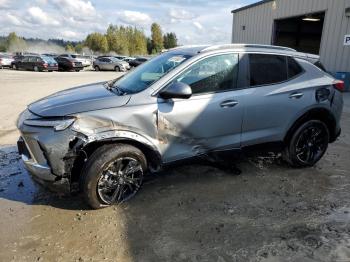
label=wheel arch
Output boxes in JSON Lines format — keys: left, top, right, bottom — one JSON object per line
{"left": 70, "top": 137, "right": 162, "bottom": 187}
{"left": 284, "top": 107, "right": 337, "bottom": 145}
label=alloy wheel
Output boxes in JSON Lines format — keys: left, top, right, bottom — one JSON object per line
{"left": 97, "top": 157, "right": 143, "bottom": 204}
{"left": 295, "top": 124, "right": 328, "bottom": 165}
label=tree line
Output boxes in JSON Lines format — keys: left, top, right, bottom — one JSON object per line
{"left": 84, "top": 23, "right": 178, "bottom": 56}
{"left": 0, "top": 23, "right": 177, "bottom": 56}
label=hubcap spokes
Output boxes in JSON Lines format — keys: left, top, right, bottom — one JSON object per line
{"left": 97, "top": 157, "right": 143, "bottom": 204}
{"left": 296, "top": 125, "right": 328, "bottom": 164}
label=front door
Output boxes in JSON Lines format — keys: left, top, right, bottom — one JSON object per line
{"left": 157, "top": 53, "right": 245, "bottom": 162}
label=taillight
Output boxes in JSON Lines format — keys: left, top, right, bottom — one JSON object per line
{"left": 333, "top": 80, "right": 345, "bottom": 92}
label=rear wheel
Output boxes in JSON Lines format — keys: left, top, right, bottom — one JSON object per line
{"left": 82, "top": 144, "right": 147, "bottom": 209}
{"left": 94, "top": 66, "right": 100, "bottom": 71}
{"left": 33, "top": 65, "right": 39, "bottom": 72}
{"left": 284, "top": 120, "right": 329, "bottom": 167}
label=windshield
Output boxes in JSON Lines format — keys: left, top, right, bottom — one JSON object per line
{"left": 113, "top": 53, "right": 191, "bottom": 94}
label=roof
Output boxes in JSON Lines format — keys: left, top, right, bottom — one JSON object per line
{"left": 231, "top": 0, "right": 273, "bottom": 13}
{"left": 168, "top": 44, "right": 297, "bottom": 56}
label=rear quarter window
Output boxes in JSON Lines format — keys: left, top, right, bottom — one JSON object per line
{"left": 287, "top": 57, "right": 303, "bottom": 78}
{"left": 314, "top": 61, "right": 326, "bottom": 72}
{"left": 249, "top": 54, "right": 288, "bottom": 86}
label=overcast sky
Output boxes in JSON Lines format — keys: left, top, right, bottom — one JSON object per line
{"left": 0, "top": 0, "right": 258, "bottom": 45}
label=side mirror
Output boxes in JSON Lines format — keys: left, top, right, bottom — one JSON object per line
{"left": 159, "top": 82, "right": 192, "bottom": 100}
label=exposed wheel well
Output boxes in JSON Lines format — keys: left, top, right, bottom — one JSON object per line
{"left": 284, "top": 108, "right": 337, "bottom": 145}
{"left": 70, "top": 139, "right": 161, "bottom": 187}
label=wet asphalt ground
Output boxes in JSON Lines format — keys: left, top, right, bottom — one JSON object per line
{"left": 0, "top": 70, "right": 350, "bottom": 261}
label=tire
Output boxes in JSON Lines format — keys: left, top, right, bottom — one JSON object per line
{"left": 82, "top": 144, "right": 147, "bottom": 209}
{"left": 94, "top": 66, "right": 100, "bottom": 71}
{"left": 283, "top": 120, "right": 329, "bottom": 167}
{"left": 12, "top": 64, "right": 17, "bottom": 70}
{"left": 115, "top": 66, "right": 120, "bottom": 72}
{"left": 33, "top": 66, "right": 39, "bottom": 72}
{"left": 75, "top": 69, "right": 80, "bottom": 72}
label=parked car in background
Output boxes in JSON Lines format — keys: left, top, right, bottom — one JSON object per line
{"left": 16, "top": 44, "right": 344, "bottom": 209}
{"left": 59, "top": 54, "right": 91, "bottom": 67}
{"left": 11, "top": 55, "right": 58, "bottom": 72}
{"left": 93, "top": 57, "right": 130, "bottom": 72}
{"left": 113, "top": 55, "right": 127, "bottom": 60}
{"left": 128, "top": 57, "right": 149, "bottom": 67}
{"left": 55, "top": 56, "right": 83, "bottom": 72}
{"left": 122, "top": 57, "right": 136, "bottom": 63}
{"left": 0, "top": 54, "right": 14, "bottom": 68}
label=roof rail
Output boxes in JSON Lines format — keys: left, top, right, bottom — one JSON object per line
{"left": 200, "top": 44, "right": 296, "bottom": 53}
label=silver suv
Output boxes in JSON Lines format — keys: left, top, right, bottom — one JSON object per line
{"left": 93, "top": 57, "right": 130, "bottom": 72}
{"left": 17, "top": 44, "right": 344, "bottom": 209}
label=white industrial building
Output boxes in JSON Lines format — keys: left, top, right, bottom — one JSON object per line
{"left": 231, "top": 0, "right": 350, "bottom": 88}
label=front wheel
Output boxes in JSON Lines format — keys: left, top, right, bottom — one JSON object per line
{"left": 82, "top": 144, "right": 147, "bottom": 209}
{"left": 284, "top": 120, "right": 329, "bottom": 167}
{"left": 114, "top": 66, "right": 120, "bottom": 72}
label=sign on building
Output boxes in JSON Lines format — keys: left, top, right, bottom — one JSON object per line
{"left": 345, "top": 35, "right": 350, "bottom": 46}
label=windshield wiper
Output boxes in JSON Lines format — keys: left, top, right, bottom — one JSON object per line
{"left": 112, "top": 85, "right": 127, "bottom": 96}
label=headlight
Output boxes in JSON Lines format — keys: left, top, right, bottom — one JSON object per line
{"left": 23, "top": 118, "right": 76, "bottom": 131}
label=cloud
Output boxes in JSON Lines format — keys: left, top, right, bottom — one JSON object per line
{"left": 5, "top": 13, "right": 22, "bottom": 26}
{"left": 169, "top": 9, "right": 196, "bottom": 20}
{"left": 51, "top": 0, "right": 96, "bottom": 19}
{"left": 61, "top": 30, "right": 78, "bottom": 38}
{"left": 0, "top": 0, "right": 10, "bottom": 8}
{"left": 118, "top": 11, "right": 152, "bottom": 27}
{"left": 27, "top": 6, "right": 60, "bottom": 26}
{"left": 193, "top": 21, "right": 203, "bottom": 31}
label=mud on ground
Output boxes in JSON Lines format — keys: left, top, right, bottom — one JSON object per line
{"left": 0, "top": 71, "right": 350, "bottom": 261}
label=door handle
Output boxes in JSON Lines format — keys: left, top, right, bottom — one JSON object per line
{"left": 220, "top": 100, "right": 239, "bottom": 108}
{"left": 289, "top": 92, "right": 304, "bottom": 99}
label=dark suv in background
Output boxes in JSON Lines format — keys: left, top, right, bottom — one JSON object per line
{"left": 55, "top": 56, "right": 84, "bottom": 72}
{"left": 129, "top": 57, "right": 149, "bottom": 67}
{"left": 12, "top": 55, "right": 58, "bottom": 72}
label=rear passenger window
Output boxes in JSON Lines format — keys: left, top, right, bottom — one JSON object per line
{"left": 287, "top": 57, "right": 303, "bottom": 78}
{"left": 249, "top": 54, "right": 287, "bottom": 86}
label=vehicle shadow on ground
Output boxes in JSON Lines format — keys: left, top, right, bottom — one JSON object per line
{"left": 0, "top": 144, "right": 288, "bottom": 211}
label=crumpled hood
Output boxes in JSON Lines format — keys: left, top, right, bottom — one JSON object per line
{"left": 28, "top": 82, "right": 131, "bottom": 117}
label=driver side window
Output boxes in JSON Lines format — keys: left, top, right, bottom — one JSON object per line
{"left": 173, "top": 53, "right": 239, "bottom": 95}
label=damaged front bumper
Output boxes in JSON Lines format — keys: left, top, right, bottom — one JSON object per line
{"left": 16, "top": 109, "right": 81, "bottom": 193}
{"left": 17, "top": 137, "right": 71, "bottom": 193}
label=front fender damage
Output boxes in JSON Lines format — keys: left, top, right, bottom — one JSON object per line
{"left": 54, "top": 115, "right": 162, "bottom": 193}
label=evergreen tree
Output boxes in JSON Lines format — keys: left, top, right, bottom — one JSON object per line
{"left": 164, "top": 32, "right": 178, "bottom": 49}
{"left": 151, "top": 23, "right": 163, "bottom": 53}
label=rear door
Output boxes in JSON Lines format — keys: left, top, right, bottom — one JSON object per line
{"left": 157, "top": 53, "right": 246, "bottom": 162}
{"left": 23, "top": 56, "right": 32, "bottom": 70}
{"left": 241, "top": 54, "right": 309, "bottom": 146}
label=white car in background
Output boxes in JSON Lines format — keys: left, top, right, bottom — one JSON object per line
{"left": 59, "top": 54, "right": 92, "bottom": 67}
{"left": 0, "top": 54, "right": 14, "bottom": 68}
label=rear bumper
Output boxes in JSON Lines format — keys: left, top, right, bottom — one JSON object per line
{"left": 44, "top": 67, "right": 58, "bottom": 71}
